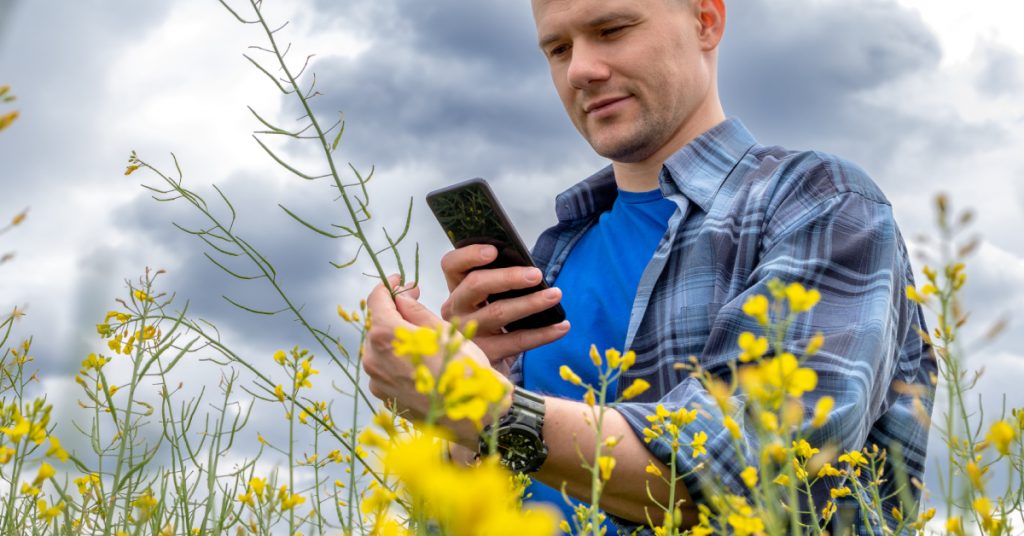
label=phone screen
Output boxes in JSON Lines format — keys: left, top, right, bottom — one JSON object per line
{"left": 426, "top": 178, "right": 565, "bottom": 331}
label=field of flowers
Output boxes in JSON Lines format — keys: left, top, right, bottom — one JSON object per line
{"left": 1, "top": 1, "right": 1022, "bottom": 535}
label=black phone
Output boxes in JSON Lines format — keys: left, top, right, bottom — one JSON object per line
{"left": 426, "top": 178, "right": 566, "bottom": 332}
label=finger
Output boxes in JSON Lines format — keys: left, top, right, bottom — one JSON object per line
{"left": 395, "top": 292, "right": 444, "bottom": 328}
{"left": 440, "top": 244, "right": 499, "bottom": 291}
{"left": 454, "top": 286, "right": 563, "bottom": 334}
{"left": 395, "top": 282, "right": 422, "bottom": 301}
{"left": 446, "top": 266, "right": 544, "bottom": 320}
{"left": 366, "top": 274, "right": 405, "bottom": 351}
{"left": 366, "top": 274, "right": 404, "bottom": 318}
{"left": 476, "top": 320, "right": 570, "bottom": 359}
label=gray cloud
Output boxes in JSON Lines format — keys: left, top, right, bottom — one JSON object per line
{"left": 974, "top": 40, "right": 1024, "bottom": 98}
{"left": 719, "top": 0, "right": 948, "bottom": 171}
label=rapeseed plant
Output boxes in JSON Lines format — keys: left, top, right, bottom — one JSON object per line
{"left": 1, "top": 1, "right": 1019, "bottom": 535}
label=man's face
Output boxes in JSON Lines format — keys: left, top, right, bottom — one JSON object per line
{"left": 532, "top": 0, "right": 715, "bottom": 164}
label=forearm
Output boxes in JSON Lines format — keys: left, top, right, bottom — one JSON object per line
{"left": 533, "top": 396, "right": 699, "bottom": 526}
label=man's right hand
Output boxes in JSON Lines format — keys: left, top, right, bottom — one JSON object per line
{"left": 440, "top": 244, "right": 570, "bottom": 375}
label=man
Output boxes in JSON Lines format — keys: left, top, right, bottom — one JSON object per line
{"left": 362, "top": 0, "right": 935, "bottom": 533}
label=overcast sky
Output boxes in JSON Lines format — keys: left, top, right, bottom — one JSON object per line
{"left": 2, "top": 0, "right": 1024, "bottom": 515}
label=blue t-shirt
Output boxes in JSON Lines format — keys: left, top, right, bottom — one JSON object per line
{"left": 522, "top": 187, "right": 677, "bottom": 526}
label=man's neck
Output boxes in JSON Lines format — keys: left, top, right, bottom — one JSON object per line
{"left": 611, "top": 102, "right": 726, "bottom": 192}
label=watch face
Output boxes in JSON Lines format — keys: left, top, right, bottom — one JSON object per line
{"left": 497, "top": 427, "right": 546, "bottom": 473}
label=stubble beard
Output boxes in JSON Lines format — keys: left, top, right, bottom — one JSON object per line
{"left": 583, "top": 105, "right": 669, "bottom": 164}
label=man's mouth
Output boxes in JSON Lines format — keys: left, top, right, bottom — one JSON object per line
{"left": 584, "top": 96, "right": 630, "bottom": 114}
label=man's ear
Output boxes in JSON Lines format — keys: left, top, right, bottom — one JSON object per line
{"left": 696, "top": 0, "right": 726, "bottom": 51}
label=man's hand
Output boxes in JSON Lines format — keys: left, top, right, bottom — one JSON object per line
{"left": 363, "top": 275, "right": 513, "bottom": 447}
{"left": 439, "top": 244, "right": 570, "bottom": 374}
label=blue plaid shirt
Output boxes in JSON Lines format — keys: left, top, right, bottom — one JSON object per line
{"left": 509, "top": 118, "right": 935, "bottom": 534}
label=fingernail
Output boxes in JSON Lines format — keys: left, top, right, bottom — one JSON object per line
{"left": 556, "top": 320, "right": 570, "bottom": 331}
{"left": 545, "top": 288, "right": 561, "bottom": 301}
{"left": 526, "top": 268, "right": 542, "bottom": 283}
{"left": 481, "top": 246, "right": 497, "bottom": 259}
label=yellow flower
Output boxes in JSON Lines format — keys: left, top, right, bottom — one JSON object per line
{"left": 966, "top": 461, "right": 987, "bottom": 490}
{"left": 673, "top": 407, "right": 698, "bottom": 427}
{"left": 817, "top": 463, "right": 843, "bottom": 478}
{"left": 0, "top": 412, "right": 29, "bottom": 443}
{"left": 762, "top": 353, "right": 817, "bottom": 398}
{"left": 35, "top": 499, "right": 64, "bottom": 522}
{"left": 773, "top": 474, "right": 790, "bottom": 486}
{"left": 830, "top": 487, "right": 851, "bottom": 498}
{"left": 414, "top": 364, "right": 435, "bottom": 394}
{"left": 759, "top": 411, "right": 778, "bottom": 432}
{"left": 619, "top": 350, "right": 636, "bottom": 371}
{"left": 785, "top": 283, "right": 820, "bottom": 313}
{"left": 821, "top": 501, "right": 837, "bottom": 521}
{"left": 727, "top": 504, "right": 765, "bottom": 536}
{"left": 622, "top": 378, "right": 651, "bottom": 400}
{"left": 583, "top": 388, "right": 596, "bottom": 406}
{"left": 946, "top": 516, "right": 963, "bottom": 536}
{"left": 838, "top": 450, "right": 867, "bottom": 467}
{"left": 46, "top": 436, "right": 69, "bottom": 462}
{"left": 0, "top": 446, "right": 15, "bottom": 464}
{"left": 791, "top": 439, "right": 819, "bottom": 460}
{"left": 737, "top": 332, "right": 769, "bottom": 362}
{"left": 597, "top": 455, "right": 616, "bottom": 481}
{"left": 21, "top": 483, "right": 41, "bottom": 496}
{"left": 742, "top": 294, "right": 770, "bottom": 326}
{"left": 133, "top": 289, "right": 154, "bottom": 302}
{"left": 690, "top": 431, "right": 708, "bottom": 458}
{"left": 273, "top": 350, "right": 287, "bottom": 364}
{"left": 589, "top": 345, "right": 602, "bottom": 367}
{"left": 740, "top": 466, "right": 757, "bottom": 488}
{"left": 707, "top": 378, "right": 734, "bottom": 412}
{"left": 0, "top": 111, "right": 20, "bottom": 132}
{"left": 337, "top": 305, "right": 352, "bottom": 321}
{"left": 987, "top": 420, "right": 1016, "bottom": 456}
{"left": 559, "top": 365, "right": 582, "bottom": 386}
{"left": 34, "top": 462, "right": 56, "bottom": 485}
{"left": 723, "top": 415, "right": 742, "bottom": 440}
{"left": 274, "top": 384, "right": 286, "bottom": 402}
{"left": 392, "top": 325, "right": 440, "bottom": 360}
{"left": 438, "top": 358, "right": 508, "bottom": 429}
{"left": 280, "top": 491, "right": 305, "bottom": 511}
{"left": 805, "top": 332, "right": 825, "bottom": 356}
{"left": 811, "top": 396, "right": 834, "bottom": 428}
{"left": 249, "top": 477, "right": 266, "bottom": 499}
{"left": 359, "top": 428, "right": 388, "bottom": 450}
{"left": 237, "top": 492, "right": 254, "bottom": 507}
{"left": 645, "top": 462, "right": 663, "bottom": 478}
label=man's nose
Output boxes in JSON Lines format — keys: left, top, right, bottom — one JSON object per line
{"left": 566, "top": 42, "right": 611, "bottom": 90}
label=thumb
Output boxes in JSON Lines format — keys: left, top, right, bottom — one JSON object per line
{"left": 395, "top": 291, "right": 443, "bottom": 327}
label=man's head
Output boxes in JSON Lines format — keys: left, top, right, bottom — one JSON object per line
{"left": 532, "top": 0, "right": 726, "bottom": 165}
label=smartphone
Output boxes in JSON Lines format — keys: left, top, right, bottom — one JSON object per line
{"left": 426, "top": 178, "right": 566, "bottom": 332}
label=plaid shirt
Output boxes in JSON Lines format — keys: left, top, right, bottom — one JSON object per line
{"left": 509, "top": 118, "right": 935, "bottom": 534}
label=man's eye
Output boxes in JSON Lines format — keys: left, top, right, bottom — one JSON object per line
{"left": 549, "top": 44, "right": 570, "bottom": 57}
{"left": 601, "top": 26, "right": 626, "bottom": 37}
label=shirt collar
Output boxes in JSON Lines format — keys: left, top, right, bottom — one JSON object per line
{"left": 553, "top": 117, "right": 756, "bottom": 222}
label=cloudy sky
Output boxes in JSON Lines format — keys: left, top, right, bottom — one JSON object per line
{"left": 2, "top": 0, "right": 1024, "bottom": 514}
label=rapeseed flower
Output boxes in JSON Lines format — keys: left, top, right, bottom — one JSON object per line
{"left": 690, "top": 431, "right": 708, "bottom": 458}
{"left": 742, "top": 295, "right": 770, "bottom": 326}
{"left": 597, "top": 455, "right": 616, "bottom": 481}
{"left": 559, "top": 365, "right": 582, "bottom": 386}
{"left": 785, "top": 282, "right": 820, "bottom": 313}
{"left": 621, "top": 378, "right": 651, "bottom": 400}
{"left": 392, "top": 325, "right": 440, "bottom": 361}
{"left": 987, "top": 420, "right": 1016, "bottom": 455}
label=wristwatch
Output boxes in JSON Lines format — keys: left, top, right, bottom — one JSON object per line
{"left": 479, "top": 386, "right": 548, "bottom": 473}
